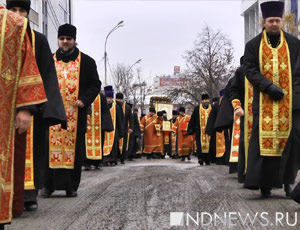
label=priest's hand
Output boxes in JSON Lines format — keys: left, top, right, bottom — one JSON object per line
{"left": 234, "top": 108, "right": 244, "bottom": 117}
{"left": 266, "top": 84, "right": 284, "bottom": 101}
{"left": 75, "top": 100, "right": 85, "bottom": 108}
{"left": 128, "top": 129, "right": 133, "bottom": 134}
{"left": 15, "top": 110, "right": 31, "bottom": 134}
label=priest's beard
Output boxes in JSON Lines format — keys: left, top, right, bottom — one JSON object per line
{"left": 59, "top": 46, "right": 75, "bottom": 56}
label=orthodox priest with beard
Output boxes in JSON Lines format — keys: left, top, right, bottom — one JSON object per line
{"left": 42, "top": 24, "right": 101, "bottom": 198}
{"left": 6, "top": 0, "right": 67, "bottom": 213}
{"left": 243, "top": 1, "right": 300, "bottom": 198}
{"left": 187, "top": 94, "right": 212, "bottom": 165}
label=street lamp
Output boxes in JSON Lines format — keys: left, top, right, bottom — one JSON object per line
{"left": 128, "top": 59, "right": 142, "bottom": 72}
{"left": 104, "top": 20, "right": 124, "bottom": 86}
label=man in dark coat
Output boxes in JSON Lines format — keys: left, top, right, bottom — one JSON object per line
{"left": 205, "top": 97, "right": 220, "bottom": 164}
{"left": 187, "top": 94, "right": 211, "bottom": 165}
{"left": 243, "top": 1, "right": 300, "bottom": 198}
{"left": 103, "top": 87, "right": 124, "bottom": 166}
{"left": 230, "top": 56, "right": 246, "bottom": 183}
{"left": 6, "top": 0, "right": 67, "bottom": 213}
{"left": 116, "top": 93, "right": 133, "bottom": 164}
{"left": 42, "top": 24, "right": 101, "bottom": 198}
{"left": 127, "top": 108, "right": 142, "bottom": 160}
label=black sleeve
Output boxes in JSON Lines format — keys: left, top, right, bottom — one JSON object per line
{"left": 116, "top": 105, "right": 125, "bottom": 138}
{"left": 79, "top": 57, "right": 101, "bottom": 107}
{"left": 35, "top": 32, "right": 67, "bottom": 128}
{"left": 100, "top": 93, "right": 114, "bottom": 132}
{"left": 229, "top": 67, "right": 244, "bottom": 103}
{"left": 133, "top": 113, "right": 141, "bottom": 136}
{"left": 205, "top": 104, "right": 218, "bottom": 136}
{"left": 244, "top": 40, "right": 272, "bottom": 92}
{"left": 127, "top": 106, "right": 134, "bottom": 130}
{"left": 17, "top": 105, "right": 38, "bottom": 115}
{"left": 187, "top": 107, "right": 197, "bottom": 135}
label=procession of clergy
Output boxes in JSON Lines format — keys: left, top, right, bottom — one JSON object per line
{"left": 3, "top": 0, "right": 300, "bottom": 229}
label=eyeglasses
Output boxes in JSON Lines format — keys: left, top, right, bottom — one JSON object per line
{"left": 58, "top": 36, "right": 73, "bottom": 41}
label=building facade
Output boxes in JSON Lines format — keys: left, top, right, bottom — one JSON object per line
{"left": 242, "top": 0, "right": 298, "bottom": 43}
{"left": 0, "top": 0, "right": 73, "bottom": 51}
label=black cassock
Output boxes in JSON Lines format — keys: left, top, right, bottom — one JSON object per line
{"left": 44, "top": 47, "right": 101, "bottom": 193}
{"left": 24, "top": 31, "right": 67, "bottom": 203}
{"left": 119, "top": 103, "right": 134, "bottom": 162}
{"left": 214, "top": 78, "right": 236, "bottom": 173}
{"left": 128, "top": 112, "right": 142, "bottom": 159}
{"left": 104, "top": 102, "right": 125, "bottom": 164}
{"left": 205, "top": 102, "right": 219, "bottom": 164}
{"left": 188, "top": 104, "right": 211, "bottom": 163}
{"left": 244, "top": 31, "right": 300, "bottom": 190}
{"left": 230, "top": 66, "right": 245, "bottom": 183}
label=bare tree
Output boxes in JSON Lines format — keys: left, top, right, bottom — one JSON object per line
{"left": 166, "top": 26, "right": 235, "bottom": 107}
{"left": 112, "top": 64, "right": 151, "bottom": 112}
{"left": 112, "top": 63, "right": 134, "bottom": 99}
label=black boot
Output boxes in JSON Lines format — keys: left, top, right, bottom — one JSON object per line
{"left": 260, "top": 188, "right": 272, "bottom": 198}
{"left": 0, "top": 224, "right": 4, "bottom": 230}
{"left": 187, "top": 155, "right": 191, "bottom": 160}
{"left": 181, "top": 156, "right": 185, "bottom": 161}
{"left": 284, "top": 184, "right": 292, "bottom": 197}
{"left": 24, "top": 201, "right": 38, "bottom": 211}
{"left": 66, "top": 190, "right": 78, "bottom": 197}
{"left": 198, "top": 159, "right": 204, "bottom": 165}
{"left": 41, "top": 188, "right": 52, "bottom": 198}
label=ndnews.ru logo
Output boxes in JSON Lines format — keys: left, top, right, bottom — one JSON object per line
{"left": 170, "top": 212, "right": 298, "bottom": 227}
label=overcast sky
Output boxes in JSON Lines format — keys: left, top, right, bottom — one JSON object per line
{"left": 73, "top": 0, "right": 244, "bottom": 86}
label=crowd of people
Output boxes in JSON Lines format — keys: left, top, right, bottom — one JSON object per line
{"left": 2, "top": 0, "right": 300, "bottom": 229}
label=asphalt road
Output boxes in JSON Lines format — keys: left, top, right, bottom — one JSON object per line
{"left": 6, "top": 156, "right": 300, "bottom": 230}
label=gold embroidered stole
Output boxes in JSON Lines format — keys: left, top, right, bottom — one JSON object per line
{"left": 24, "top": 29, "right": 36, "bottom": 190}
{"left": 86, "top": 94, "right": 102, "bottom": 160}
{"left": 216, "top": 131, "right": 226, "bottom": 158}
{"left": 199, "top": 104, "right": 211, "bottom": 153}
{"left": 244, "top": 78, "right": 253, "bottom": 173}
{"left": 103, "top": 100, "right": 116, "bottom": 156}
{"left": 49, "top": 53, "right": 81, "bottom": 169}
{"left": 229, "top": 114, "right": 241, "bottom": 162}
{"left": 259, "top": 30, "right": 292, "bottom": 157}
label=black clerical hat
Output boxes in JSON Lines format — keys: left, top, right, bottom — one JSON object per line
{"left": 116, "top": 92, "right": 124, "bottom": 99}
{"left": 149, "top": 107, "right": 156, "bottom": 113}
{"left": 179, "top": 107, "right": 185, "bottom": 113}
{"left": 260, "top": 1, "right": 284, "bottom": 19}
{"left": 201, "top": 94, "right": 209, "bottom": 100}
{"left": 6, "top": 0, "right": 31, "bottom": 14}
{"left": 58, "top": 24, "right": 77, "bottom": 40}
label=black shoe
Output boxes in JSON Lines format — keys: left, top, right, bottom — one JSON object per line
{"left": 121, "top": 160, "right": 125, "bottom": 164}
{"left": 24, "top": 202, "right": 38, "bottom": 211}
{"left": 205, "top": 161, "right": 210, "bottom": 165}
{"left": 161, "top": 156, "right": 165, "bottom": 159}
{"left": 84, "top": 165, "right": 91, "bottom": 171}
{"left": 0, "top": 224, "right": 4, "bottom": 230}
{"left": 128, "top": 158, "right": 133, "bottom": 161}
{"left": 41, "top": 188, "right": 52, "bottom": 198}
{"left": 66, "top": 191, "right": 78, "bottom": 197}
{"left": 147, "top": 156, "right": 151, "bottom": 159}
{"left": 198, "top": 159, "right": 204, "bottom": 165}
{"left": 181, "top": 157, "right": 185, "bottom": 161}
{"left": 187, "top": 156, "right": 191, "bottom": 160}
{"left": 284, "top": 184, "right": 292, "bottom": 197}
{"left": 260, "top": 188, "right": 271, "bottom": 198}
